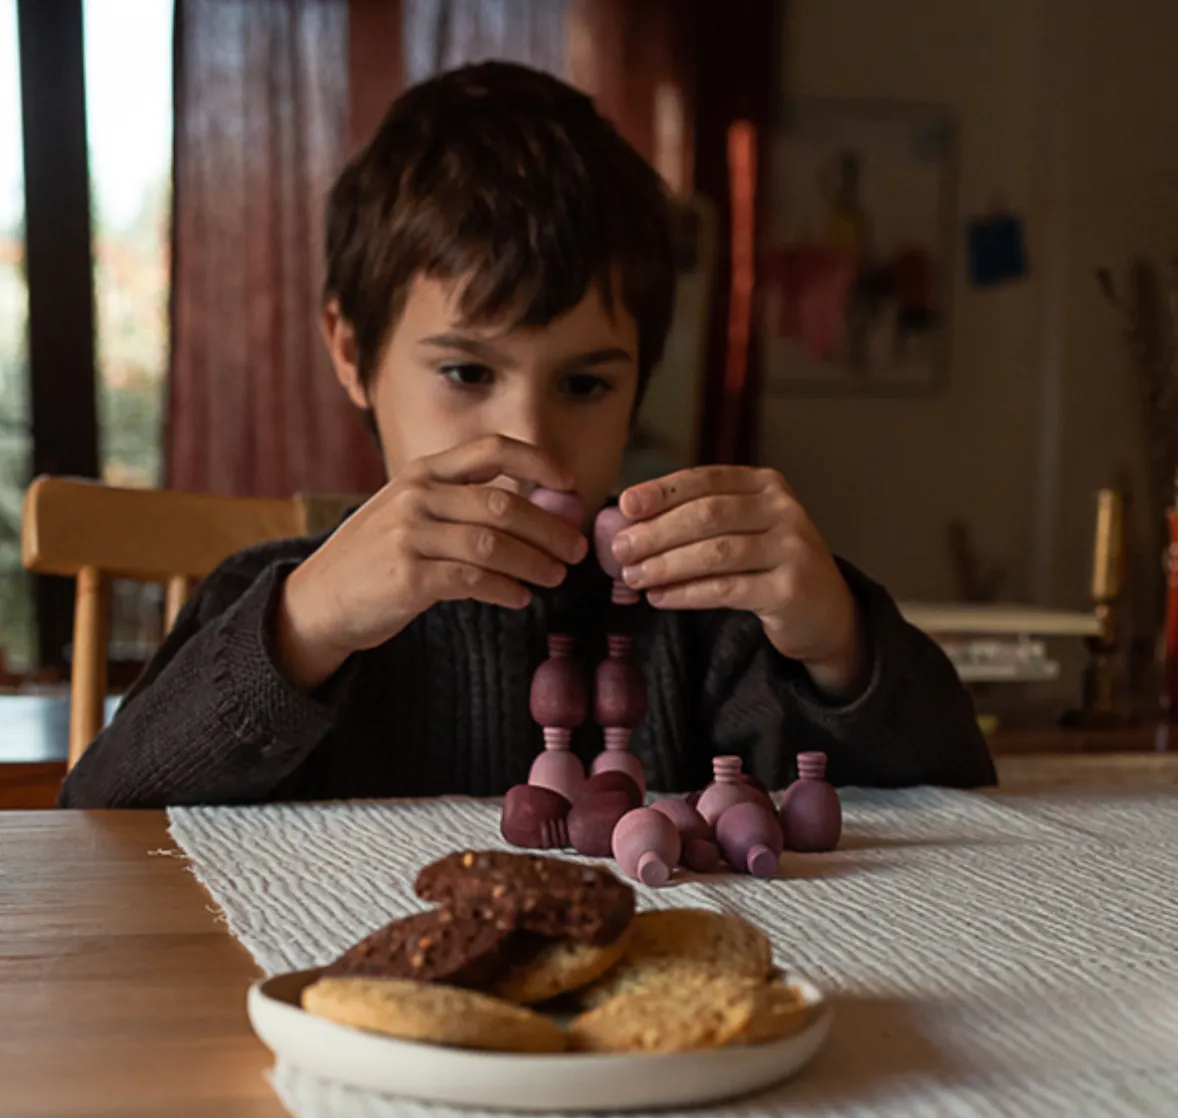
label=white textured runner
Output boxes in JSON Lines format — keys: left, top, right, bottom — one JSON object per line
{"left": 167, "top": 789, "right": 1178, "bottom": 1117}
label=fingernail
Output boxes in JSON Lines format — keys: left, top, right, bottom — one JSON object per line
{"left": 622, "top": 563, "right": 644, "bottom": 587}
{"left": 612, "top": 533, "right": 633, "bottom": 563}
{"left": 571, "top": 535, "right": 589, "bottom": 563}
{"left": 647, "top": 589, "right": 665, "bottom": 606}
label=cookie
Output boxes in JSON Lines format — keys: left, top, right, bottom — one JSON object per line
{"left": 579, "top": 908, "right": 773, "bottom": 1006}
{"left": 733, "top": 980, "right": 810, "bottom": 1045}
{"left": 568, "top": 975, "right": 763, "bottom": 1053}
{"left": 492, "top": 927, "right": 631, "bottom": 1005}
{"left": 415, "top": 850, "right": 635, "bottom": 946}
{"left": 301, "top": 977, "right": 567, "bottom": 1053}
{"left": 321, "top": 908, "right": 515, "bottom": 989}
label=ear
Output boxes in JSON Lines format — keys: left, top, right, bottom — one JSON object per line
{"left": 321, "top": 299, "right": 369, "bottom": 411}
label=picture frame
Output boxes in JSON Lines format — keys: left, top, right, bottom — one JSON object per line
{"left": 759, "top": 100, "right": 957, "bottom": 396}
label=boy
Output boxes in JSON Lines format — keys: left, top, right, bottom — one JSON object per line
{"left": 59, "top": 62, "right": 994, "bottom": 809}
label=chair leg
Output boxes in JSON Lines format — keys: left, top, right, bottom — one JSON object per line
{"left": 68, "top": 566, "right": 109, "bottom": 770}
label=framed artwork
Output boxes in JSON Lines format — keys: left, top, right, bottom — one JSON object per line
{"left": 759, "top": 101, "right": 956, "bottom": 395}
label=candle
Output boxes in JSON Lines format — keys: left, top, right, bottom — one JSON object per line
{"left": 1091, "top": 489, "right": 1124, "bottom": 601}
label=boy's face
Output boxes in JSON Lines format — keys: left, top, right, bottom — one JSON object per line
{"left": 326, "top": 276, "right": 639, "bottom": 523}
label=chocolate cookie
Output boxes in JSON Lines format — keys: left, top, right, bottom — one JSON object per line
{"left": 414, "top": 850, "right": 635, "bottom": 946}
{"left": 321, "top": 908, "right": 515, "bottom": 989}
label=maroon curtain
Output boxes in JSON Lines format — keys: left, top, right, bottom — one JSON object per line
{"left": 168, "top": 0, "right": 384, "bottom": 497}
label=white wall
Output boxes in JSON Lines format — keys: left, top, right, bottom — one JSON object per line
{"left": 763, "top": 0, "right": 1178, "bottom": 620}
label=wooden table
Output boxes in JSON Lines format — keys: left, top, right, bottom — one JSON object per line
{"left": 0, "top": 811, "right": 282, "bottom": 1118}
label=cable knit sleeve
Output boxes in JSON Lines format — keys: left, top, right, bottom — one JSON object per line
{"left": 696, "top": 558, "right": 997, "bottom": 789}
{"left": 57, "top": 539, "right": 355, "bottom": 809}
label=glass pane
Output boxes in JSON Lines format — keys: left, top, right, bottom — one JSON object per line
{"left": 0, "top": 0, "right": 35, "bottom": 675}
{"left": 83, "top": 0, "right": 173, "bottom": 490}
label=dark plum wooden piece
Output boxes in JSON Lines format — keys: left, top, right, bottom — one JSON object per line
{"left": 650, "top": 798, "right": 719, "bottom": 873}
{"left": 568, "top": 790, "right": 633, "bottom": 857}
{"left": 590, "top": 749, "right": 647, "bottom": 797}
{"left": 501, "top": 784, "right": 571, "bottom": 850}
{"left": 594, "top": 651, "right": 647, "bottom": 727}
{"left": 580, "top": 770, "right": 643, "bottom": 810}
{"left": 530, "top": 634, "right": 588, "bottom": 729}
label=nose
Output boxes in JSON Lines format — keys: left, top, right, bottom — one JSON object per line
{"left": 493, "top": 389, "right": 559, "bottom": 460}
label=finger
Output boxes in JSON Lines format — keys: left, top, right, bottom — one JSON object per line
{"left": 612, "top": 493, "right": 780, "bottom": 567}
{"left": 645, "top": 570, "right": 784, "bottom": 613}
{"left": 425, "top": 560, "right": 534, "bottom": 610}
{"left": 426, "top": 484, "right": 588, "bottom": 566}
{"left": 621, "top": 531, "right": 777, "bottom": 592}
{"left": 413, "top": 519, "right": 568, "bottom": 589}
{"left": 421, "top": 435, "right": 575, "bottom": 491}
{"left": 619, "top": 466, "right": 772, "bottom": 520}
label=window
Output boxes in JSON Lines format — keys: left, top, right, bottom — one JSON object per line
{"left": 83, "top": 0, "right": 173, "bottom": 489}
{"left": 0, "top": 0, "right": 33, "bottom": 674}
{"left": 83, "top": 0, "right": 174, "bottom": 666}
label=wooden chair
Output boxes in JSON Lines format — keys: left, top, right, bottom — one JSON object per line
{"left": 21, "top": 476, "right": 309, "bottom": 769}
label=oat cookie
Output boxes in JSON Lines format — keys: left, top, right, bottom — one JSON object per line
{"left": 568, "top": 975, "right": 765, "bottom": 1053}
{"left": 415, "top": 850, "right": 635, "bottom": 945}
{"left": 492, "top": 927, "right": 631, "bottom": 1005}
{"left": 321, "top": 908, "right": 514, "bottom": 989}
{"left": 579, "top": 908, "right": 773, "bottom": 1006}
{"left": 301, "top": 976, "right": 567, "bottom": 1053}
{"left": 734, "top": 979, "right": 810, "bottom": 1045}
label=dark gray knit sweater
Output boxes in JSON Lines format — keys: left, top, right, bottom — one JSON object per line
{"left": 58, "top": 532, "right": 996, "bottom": 808}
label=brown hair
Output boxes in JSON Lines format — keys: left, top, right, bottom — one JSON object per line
{"left": 323, "top": 61, "right": 675, "bottom": 407}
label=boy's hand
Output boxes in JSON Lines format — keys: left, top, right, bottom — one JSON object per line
{"left": 614, "top": 467, "right": 864, "bottom": 698}
{"left": 276, "top": 436, "right": 588, "bottom": 690}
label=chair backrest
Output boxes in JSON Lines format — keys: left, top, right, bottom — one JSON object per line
{"left": 21, "top": 476, "right": 307, "bottom": 769}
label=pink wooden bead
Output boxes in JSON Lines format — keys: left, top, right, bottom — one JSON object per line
{"left": 593, "top": 506, "right": 631, "bottom": 579}
{"left": 590, "top": 749, "right": 647, "bottom": 797}
{"left": 530, "top": 634, "right": 587, "bottom": 728}
{"left": 695, "top": 755, "right": 765, "bottom": 826}
{"left": 715, "top": 800, "right": 784, "bottom": 879}
{"left": 579, "top": 770, "right": 643, "bottom": 810}
{"left": 528, "top": 749, "right": 586, "bottom": 803}
{"left": 568, "top": 790, "right": 632, "bottom": 857}
{"left": 612, "top": 807, "right": 682, "bottom": 887}
{"left": 778, "top": 751, "right": 842, "bottom": 852}
{"left": 501, "top": 784, "right": 571, "bottom": 850}
{"left": 528, "top": 487, "right": 586, "bottom": 527}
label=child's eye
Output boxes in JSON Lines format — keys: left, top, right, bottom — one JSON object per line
{"left": 561, "top": 373, "right": 613, "bottom": 400}
{"left": 441, "top": 363, "right": 494, "bottom": 388}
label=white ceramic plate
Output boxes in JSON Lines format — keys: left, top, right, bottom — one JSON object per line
{"left": 248, "top": 969, "right": 832, "bottom": 1112}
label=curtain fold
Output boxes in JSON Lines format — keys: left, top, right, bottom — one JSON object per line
{"left": 168, "top": 0, "right": 384, "bottom": 498}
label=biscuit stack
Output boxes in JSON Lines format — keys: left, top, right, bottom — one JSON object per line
{"left": 301, "top": 850, "right": 809, "bottom": 1054}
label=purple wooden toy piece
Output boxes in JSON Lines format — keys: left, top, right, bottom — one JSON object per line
{"left": 594, "top": 506, "right": 640, "bottom": 605}
{"left": 778, "top": 751, "right": 842, "bottom": 852}
{"left": 527, "top": 633, "right": 587, "bottom": 803}
{"left": 590, "top": 632, "right": 647, "bottom": 796}
{"left": 612, "top": 807, "right": 682, "bottom": 887}
{"left": 568, "top": 790, "right": 632, "bottom": 857}
{"left": 650, "top": 798, "right": 721, "bottom": 872}
{"left": 580, "top": 770, "right": 643, "bottom": 810}
{"left": 528, "top": 487, "right": 586, "bottom": 527}
{"left": 695, "top": 755, "right": 770, "bottom": 826}
{"left": 501, "top": 784, "right": 571, "bottom": 850}
{"left": 715, "top": 800, "right": 784, "bottom": 878}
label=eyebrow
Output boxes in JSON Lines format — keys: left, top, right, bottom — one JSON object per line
{"left": 419, "top": 333, "right": 633, "bottom": 372}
